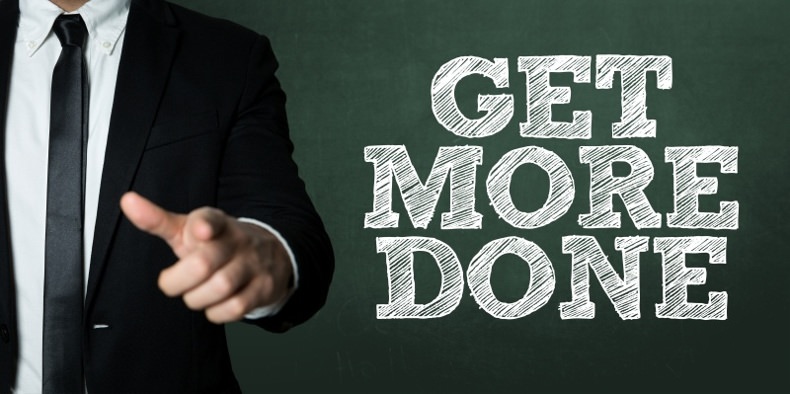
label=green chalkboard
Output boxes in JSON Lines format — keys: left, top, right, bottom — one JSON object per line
{"left": 172, "top": 1, "right": 788, "bottom": 392}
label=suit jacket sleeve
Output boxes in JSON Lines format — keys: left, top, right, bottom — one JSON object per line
{"left": 216, "top": 35, "right": 334, "bottom": 333}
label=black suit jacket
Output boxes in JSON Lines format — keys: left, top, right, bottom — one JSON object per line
{"left": 0, "top": 0, "right": 334, "bottom": 391}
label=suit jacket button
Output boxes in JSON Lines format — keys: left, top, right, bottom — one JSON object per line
{"left": 0, "top": 324, "right": 9, "bottom": 343}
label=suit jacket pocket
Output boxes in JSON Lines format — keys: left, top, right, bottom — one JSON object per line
{"left": 145, "top": 109, "right": 219, "bottom": 150}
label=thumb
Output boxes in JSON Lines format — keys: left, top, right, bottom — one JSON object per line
{"left": 185, "top": 207, "right": 228, "bottom": 242}
{"left": 120, "top": 191, "right": 185, "bottom": 246}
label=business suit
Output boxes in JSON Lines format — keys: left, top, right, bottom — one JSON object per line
{"left": 0, "top": 0, "right": 334, "bottom": 391}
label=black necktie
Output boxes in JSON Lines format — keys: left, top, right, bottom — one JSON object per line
{"left": 43, "top": 14, "right": 88, "bottom": 393}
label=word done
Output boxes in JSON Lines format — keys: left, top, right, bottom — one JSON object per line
{"left": 377, "top": 235, "right": 727, "bottom": 320}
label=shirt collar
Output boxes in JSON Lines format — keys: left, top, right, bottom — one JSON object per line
{"left": 19, "top": 0, "right": 131, "bottom": 57}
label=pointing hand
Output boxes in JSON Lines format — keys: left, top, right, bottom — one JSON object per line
{"left": 120, "top": 192, "right": 292, "bottom": 323}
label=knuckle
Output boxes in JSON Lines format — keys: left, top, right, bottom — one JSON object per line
{"left": 194, "top": 206, "right": 213, "bottom": 216}
{"left": 212, "top": 272, "right": 235, "bottom": 295}
{"left": 236, "top": 257, "right": 256, "bottom": 277}
{"left": 205, "top": 308, "right": 225, "bottom": 324}
{"left": 190, "top": 255, "right": 214, "bottom": 279}
{"left": 198, "top": 206, "right": 224, "bottom": 222}
{"left": 258, "top": 276, "right": 275, "bottom": 301}
{"left": 158, "top": 272, "right": 178, "bottom": 297}
{"left": 228, "top": 296, "right": 249, "bottom": 317}
{"left": 182, "top": 293, "right": 202, "bottom": 310}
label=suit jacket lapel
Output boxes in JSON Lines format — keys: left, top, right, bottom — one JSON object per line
{"left": 0, "top": 0, "right": 18, "bottom": 118}
{"left": 0, "top": 0, "right": 19, "bottom": 245}
{"left": 0, "top": 1, "right": 19, "bottom": 251}
{"left": 85, "top": 0, "right": 180, "bottom": 311}
{"left": 0, "top": 0, "right": 20, "bottom": 388}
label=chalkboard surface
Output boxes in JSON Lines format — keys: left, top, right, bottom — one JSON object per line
{"left": 170, "top": 1, "right": 788, "bottom": 392}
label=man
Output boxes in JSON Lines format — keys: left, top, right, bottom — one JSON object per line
{"left": 0, "top": 0, "right": 334, "bottom": 392}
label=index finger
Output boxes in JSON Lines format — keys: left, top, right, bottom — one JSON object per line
{"left": 120, "top": 191, "right": 185, "bottom": 246}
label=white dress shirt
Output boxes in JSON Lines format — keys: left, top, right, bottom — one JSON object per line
{"left": 5, "top": 1, "right": 297, "bottom": 391}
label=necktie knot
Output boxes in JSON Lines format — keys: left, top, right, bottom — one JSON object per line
{"left": 53, "top": 14, "right": 87, "bottom": 48}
